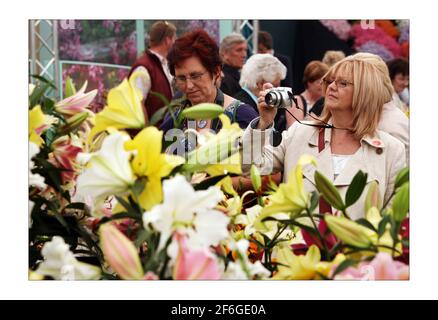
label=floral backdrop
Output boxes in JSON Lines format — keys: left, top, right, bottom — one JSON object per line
{"left": 58, "top": 20, "right": 220, "bottom": 112}
{"left": 319, "top": 19, "right": 409, "bottom": 61}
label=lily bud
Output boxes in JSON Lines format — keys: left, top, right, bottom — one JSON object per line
{"left": 100, "top": 224, "right": 144, "bottom": 280}
{"left": 58, "top": 111, "right": 89, "bottom": 135}
{"left": 325, "top": 215, "right": 374, "bottom": 248}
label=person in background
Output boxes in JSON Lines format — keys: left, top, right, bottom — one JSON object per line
{"left": 241, "top": 53, "right": 406, "bottom": 220}
{"left": 219, "top": 33, "right": 247, "bottom": 97}
{"left": 322, "top": 50, "right": 346, "bottom": 68}
{"left": 257, "top": 30, "right": 293, "bottom": 88}
{"left": 235, "top": 53, "right": 297, "bottom": 133}
{"left": 160, "top": 29, "right": 258, "bottom": 136}
{"left": 129, "top": 21, "right": 176, "bottom": 124}
{"left": 289, "top": 60, "right": 328, "bottom": 127}
{"left": 387, "top": 58, "right": 409, "bottom": 114}
{"left": 311, "top": 51, "right": 347, "bottom": 117}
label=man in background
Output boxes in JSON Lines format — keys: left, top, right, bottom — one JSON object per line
{"left": 129, "top": 21, "right": 176, "bottom": 124}
{"left": 220, "top": 33, "right": 247, "bottom": 96}
{"left": 258, "top": 30, "right": 293, "bottom": 88}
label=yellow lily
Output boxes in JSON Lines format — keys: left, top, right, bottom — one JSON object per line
{"left": 273, "top": 245, "right": 321, "bottom": 280}
{"left": 88, "top": 68, "right": 148, "bottom": 143}
{"left": 124, "top": 127, "right": 184, "bottom": 210}
{"left": 29, "top": 105, "right": 57, "bottom": 146}
{"left": 255, "top": 155, "right": 316, "bottom": 232}
{"left": 184, "top": 114, "right": 243, "bottom": 176}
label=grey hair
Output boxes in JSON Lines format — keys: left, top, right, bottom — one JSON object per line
{"left": 220, "top": 33, "right": 247, "bottom": 56}
{"left": 239, "top": 54, "right": 287, "bottom": 90}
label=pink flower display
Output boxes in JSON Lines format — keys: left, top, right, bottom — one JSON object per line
{"left": 173, "top": 232, "right": 222, "bottom": 280}
{"left": 332, "top": 252, "right": 409, "bottom": 280}
{"left": 320, "top": 20, "right": 352, "bottom": 41}
{"left": 350, "top": 23, "right": 402, "bottom": 58}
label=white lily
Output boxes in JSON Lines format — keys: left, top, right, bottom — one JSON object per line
{"left": 143, "top": 175, "right": 228, "bottom": 251}
{"left": 29, "top": 142, "right": 46, "bottom": 189}
{"left": 35, "top": 236, "right": 101, "bottom": 280}
{"left": 222, "top": 239, "right": 270, "bottom": 280}
{"left": 76, "top": 131, "right": 135, "bottom": 205}
{"left": 235, "top": 204, "right": 291, "bottom": 241}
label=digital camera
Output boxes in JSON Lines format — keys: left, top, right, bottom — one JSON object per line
{"left": 264, "top": 87, "right": 294, "bottom": 108}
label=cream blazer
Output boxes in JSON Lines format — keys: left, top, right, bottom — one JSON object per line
{"left": 241, "top": 118, "right": 406, "bottom": 220}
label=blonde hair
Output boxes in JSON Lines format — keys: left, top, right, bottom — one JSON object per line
{"left": 322, "top": 50, "right": 346, "bottom": 67}
{"left": 320, "top": 52, "right": 394, "bottom": 139}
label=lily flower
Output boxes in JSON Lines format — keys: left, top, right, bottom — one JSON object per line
{"left": 29, "top": 105, "right": 57, "bottom": 146}
{"left": 88, "top": 68, "right": 148, "bottom": 142}
{"left": 143, "top": 175, "right": 228, "bottom": 251}
{"left": 35, "top": 236, "right": 101, "bottom": 280}
{"left": 100, "top": 224, "right": 144, "bottom": 280}
{"left": 76, "top": 131, "right": 136, "bottom": 204}
{"left": 333, "top": 252, "right": 409, "bottom": 280}
{"left": 48, "top": 136, "right": 83, "bottom": 185}
{"left": 124, "top": 127, "right": 184, "bottom": 210}
{"left": 55, "top": 81, "right": 97, "bottom": 117}
{"left": 222, "top": 239, "right": 270, "bottom": 280}
{"left": 261, "top": 155, "right": 315, "bottom": 217}
{"left": 29, "top": 142, "right": 46, "bottom": 190}
{"left": 172, "top": 232, "right": 221, "bottom": 280}
{"left": 183, "top": 114, "right": 243, "bottom": 176}
{"left": 273, "top": 244, "right": 321, "bottom": 280}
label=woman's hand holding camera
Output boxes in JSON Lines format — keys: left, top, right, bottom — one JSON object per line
{"left": 257, "top": 83, "right": 277, "bottom": 130}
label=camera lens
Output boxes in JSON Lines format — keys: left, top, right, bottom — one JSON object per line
{"left": 265, "top": 92, "right": 278, "bottom": 107}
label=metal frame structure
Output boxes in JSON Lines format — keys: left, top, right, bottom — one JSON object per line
{"left": 233, "top": 20, "right": 259, "bottom": 54}
{"left": 29, "top": 20, "right": 59, "bottom": 90}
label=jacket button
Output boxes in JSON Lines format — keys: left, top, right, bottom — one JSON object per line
{"left": 376, "top": 148, "right": 383, "bottom": 155}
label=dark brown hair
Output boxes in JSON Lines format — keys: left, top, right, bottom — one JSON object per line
{"left": 168, "top": 29, "right": 222, "bottom": 77}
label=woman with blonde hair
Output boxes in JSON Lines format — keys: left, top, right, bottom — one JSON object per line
{"left": 241, "top": 53, "right": 406, "bottom": 219}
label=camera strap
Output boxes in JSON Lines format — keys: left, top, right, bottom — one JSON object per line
{"left": 318, "top": 128, "right": 333, "bottom": 215}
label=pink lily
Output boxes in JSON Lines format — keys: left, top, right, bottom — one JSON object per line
{"left": 99, "top": 224, "right": 144, "bottom": 280}
{"left": 48, "top": 137, "right": 82, "bottom": 184}
{"left": 173, "top": 232, "right": 222, "bottom": 280}
{"left": 333, "top": 252, "right": 409, "bottom": 280}
{"left": 55, "top": 81, "right": 97, "bottom": 117}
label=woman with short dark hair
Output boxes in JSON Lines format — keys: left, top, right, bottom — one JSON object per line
{"left": 160, "top": 29, "right": 258, "bottom": 137}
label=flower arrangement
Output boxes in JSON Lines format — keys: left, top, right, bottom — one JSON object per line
{"left": 29, "top": 71, "right": 410, "bottom": 281}
{"left": 319, "top": 19, "right": 409, "bottom": 61}
{"left": 319, "top": 20, "right": 352, "bottom": 41}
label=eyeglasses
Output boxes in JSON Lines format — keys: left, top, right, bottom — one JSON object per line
{"left": 174, "top": 72, "right": 207, "bottom": 86}
{"left": 323, "top": 78, "right": 354, "bottom": 89}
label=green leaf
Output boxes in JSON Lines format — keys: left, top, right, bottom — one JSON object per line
{"left": 331, "top": 259, "right": 359, "bottom": 278}
{"left": 309, "top": 191, "right": 319, "bottom": 213}
{"left": 345, "top": 171, "right": 367, "bottom": 208}
{"left": 30, "top": 74, "right": 57, "bottom": 89}
{"left": 181, "top": 103, "right": 224, "bottom": 120}
{"left": 42, "top": 97, "right": 56, "bottom": 114}
{"left": 64, "top": 76, "right": 77, "bottom": 98}
{"left": 131, "top": 178, "right": 146, "bottom": 198}
{"left": 314, "top": 170, "right": 344, "bottom": 211}
{"left": 193, "top": 174, "right": 228, "bottom": 191}
{"left": 29, "top": 82, "right": 51, "bottom": 108}
{"left": 149, "top": 105, "right": 168, "bottom": 126}
{"left": 377, "top": 214, "right": 391, "bottom": 237}
{"left": 250, "top": 165, "right": 261, "bottom": 193}
{"left": 392, "top": 182, "right": 409, "bottom": 222}
{"left": 355, "top": 218, "right": 378, "bottom": 233}
{"left": 394, "top": 167, "right": 409, "bottom": 190}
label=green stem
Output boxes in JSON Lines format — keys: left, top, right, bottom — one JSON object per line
{"left": 306, "top": 208, "right": 330, "bottom": 260}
